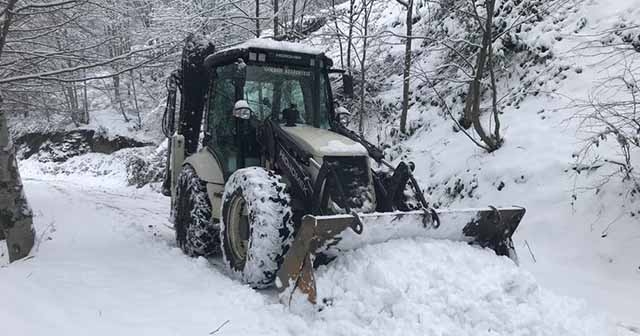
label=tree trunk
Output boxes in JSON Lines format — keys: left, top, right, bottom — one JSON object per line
{"left": 82, "top": 78, "right": 90, "bottom": 124}
{"left": 488, "top": 33, "right": 500, "bottom": 142}
{"left": 1, "top": 5, "right": 35, "bottom": 253}
{"left": 399, "top": 0, "right": 413, "bottom": 134}
{"left": 0, "top": 111, "right": 35, "bottom": 262}
{"left": 129, "top": 70, "right": 142, "bottom": 129}
{"left": 359, "top": 0, "right": 373, "bottom": 135}
{"left": 300, "top": 0, "right": 309, "bottom": 26}
{"left": 291, "top": 0, "right": 297, "bottom": 31}
{"left": 113, "top": 75, "right": 129, "bottom": 122}
{"left": 331, "top": 0, "right": 344, "bottom": 68}
{"left": 0, "top": 0, "right": 19, "bottom": 59}
{"left": 464, "top": 0, "right": 498, "bottom": 151}
{"left": 346, "top": 0, "right": 355, "bottom": 75}
{"left": 255, "top": 0, "right": 260, "bottom": 37}
{"left": 274, "top": 0, "right": 279, "bottom": 36}
{"left": 65, "top": 84, "right": 80, "bottom": 126}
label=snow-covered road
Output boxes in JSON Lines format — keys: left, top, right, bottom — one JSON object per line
{"left": 0, "top": 177, "right": 620, "bottom": 335}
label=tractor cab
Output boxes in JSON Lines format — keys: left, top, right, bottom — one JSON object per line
{"left": 202, "top": 40, "right": 344, "bottom": 177}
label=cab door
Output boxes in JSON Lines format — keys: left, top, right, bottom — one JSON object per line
{"left": 205, "top": 64, "right": 261, "bottom": 177}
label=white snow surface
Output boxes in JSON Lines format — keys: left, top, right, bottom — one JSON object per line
{"left": 312, "top": 239, "right": 612, "bottom": 336}
{"left": 0, "top": 173, "right": 617, "bottom": 335}
{"left": 319, "top": 139, "right": 368, "bottom": 155}
{"left": 221, "top": 38, "right": 324, "bottom": 55}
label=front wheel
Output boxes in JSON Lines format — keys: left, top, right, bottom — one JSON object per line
{"left": 220, "top": 167, "right": 294, "bottom": 288}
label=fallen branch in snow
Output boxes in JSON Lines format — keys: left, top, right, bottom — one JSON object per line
{"left": 34, "top": 220, "right": 56, "bottom": 253}
{"left": 524, "top": 240, "right": 536, "bottom": 263}
{"left": 600, "top": 212, "right": 626, "bottom": 238}
{"left": 209, "top": 320, "right": 230, "bottom": 335}
{"left": 618, "top": 322, "right": 640, "bottom": 335}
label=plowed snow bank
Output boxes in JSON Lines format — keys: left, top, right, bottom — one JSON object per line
{"left": 309, "top": 239, "right": 612, "bottom": 336}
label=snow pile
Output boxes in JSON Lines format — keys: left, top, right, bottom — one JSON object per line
{"left": 26, "top": 132, "right": 92, "bottom": 163}
{"left": 19, "top": 145, "right": 166, "bottom": 190}
{"left": 19, "top": 152, "right": 129, "bottom": 182}
{"left": 123, "top": 141, "right": 167, "bottom": 188}
{"left": 308, "top": 238, "right": 612, "bottom": 336}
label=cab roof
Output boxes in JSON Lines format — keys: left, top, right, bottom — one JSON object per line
{"left": 204, "top": 38, "right": 333, "bottom": 69}
{"left": 220, "top": 39, "right": 324, "bottom": 55}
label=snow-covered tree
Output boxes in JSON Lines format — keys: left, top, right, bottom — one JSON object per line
{"left": 0, "top": 109, "right": 34, "bottom": 262}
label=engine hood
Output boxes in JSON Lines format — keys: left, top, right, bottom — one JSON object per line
{"left": 280, "top": 124, "right": 367, "bottom": 157}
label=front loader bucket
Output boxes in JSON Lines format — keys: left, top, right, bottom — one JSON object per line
{"left": 275, "top": 206, "right": 525, "bottom": 305}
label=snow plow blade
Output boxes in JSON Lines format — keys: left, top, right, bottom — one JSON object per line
{"left": 275, "top": 206, "right": 525, "bottom": 305}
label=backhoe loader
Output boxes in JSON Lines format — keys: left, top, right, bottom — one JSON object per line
{"left": 162, "top": 35, "right": 526, "bottom": 305}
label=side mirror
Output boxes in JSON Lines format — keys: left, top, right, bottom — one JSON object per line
{"left": 335, "top": 106, "right": 351, "bottom": 126}
{"left": 233, "top": 100, "right": 252, "bottom": 119}
{"left": 342, "top": 73, "right": 354, "bottom": 98}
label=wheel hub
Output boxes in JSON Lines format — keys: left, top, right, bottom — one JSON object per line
{"left": 228, "top": 195, "right": 250, "bottom": 263}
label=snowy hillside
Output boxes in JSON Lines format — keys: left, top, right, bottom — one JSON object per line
{"left": 7, "top": 72, "right": 168, "bottom": 144}
{"left": 302, "top": 0, "right": 640, "bottom": 326}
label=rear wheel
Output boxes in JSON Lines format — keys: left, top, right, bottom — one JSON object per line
{"left": 220, "top": 167, "right": 294, "bottom": 288}
{"left": 173, "top": 165, "right": 220, "bottom": 257}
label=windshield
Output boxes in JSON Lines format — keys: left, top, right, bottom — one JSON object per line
{"left": 243, "top": 64, "right": 330, "bottom": 128}
{"left": 206, "top": 62, "right": 332, "bottom": 175}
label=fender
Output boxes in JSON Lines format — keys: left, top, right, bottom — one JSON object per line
{"left": 183, "top": 148, "right": 225, "bottom": 221}
{"left": 169, "top": 134, "right": 185, "bottom": 199}
{"left": 183, "top": 148, "right": 225, "bottom": 185}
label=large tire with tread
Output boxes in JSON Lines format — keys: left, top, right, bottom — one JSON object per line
{"left": 173, "top": 164, "right": 220, "bottom": 257}
{"left": 220, "top": 167, "right": 294, "bottom": 288}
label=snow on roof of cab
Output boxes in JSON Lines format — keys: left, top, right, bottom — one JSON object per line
{"left": 221, "top": 38, "right": 324, "bottom": 55}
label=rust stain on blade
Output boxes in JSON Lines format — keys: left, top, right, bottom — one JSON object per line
{"left": 291, "top": 254, "right": 316, "bottom": 305}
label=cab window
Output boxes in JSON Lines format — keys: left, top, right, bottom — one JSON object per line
{"left": 207, "top": 64, "right": 243, "bottom": 173}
